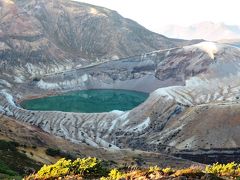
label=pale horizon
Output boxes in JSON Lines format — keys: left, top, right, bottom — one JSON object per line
{"left": 74, "top": 0, "right": 240, "bottom": 35}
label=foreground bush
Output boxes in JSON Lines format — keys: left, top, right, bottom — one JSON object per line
{"left": 100, "top": 168, "right": 125, "bottom": 180}
{"left": 25, "top": 157, "right": 107, "bottom": 179}
{"left": 25, "top": 158, "right": 240, "bottom": 180}
{"left": 205, "top": 162, "right": 240, "bottom": 177}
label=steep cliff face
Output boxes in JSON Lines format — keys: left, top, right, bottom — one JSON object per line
{"left": 0, "top": 0, "right": 200, "bottom": 81}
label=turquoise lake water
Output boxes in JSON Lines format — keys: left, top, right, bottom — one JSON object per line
{"left": 20, "top": 89, "right": 149, "bottom": 113}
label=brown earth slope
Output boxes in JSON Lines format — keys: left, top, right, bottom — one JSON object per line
{"left": 0, "top": 114, "right": 197, "bottom": 168}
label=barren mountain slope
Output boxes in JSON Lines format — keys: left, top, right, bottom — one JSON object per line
{"left": 0, "top": 0, "right": 200, "bottom": 81}
{"left": 0, "top": 114, "right": 196, "bottom": 168}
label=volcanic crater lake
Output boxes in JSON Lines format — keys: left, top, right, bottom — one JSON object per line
{"left": 20, "top": 89, "right": 149, "bottom": 113}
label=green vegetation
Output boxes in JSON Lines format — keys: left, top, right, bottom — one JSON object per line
{"left": 0, "top": 140, "right": 41, "bottom": 179}
{"left": 148, "top": 165, "right": 161, "bottom": 173}
{"left": 26, "top": 157, "right": 108, "bottom": 179}
{"left": 45, "top": 148, "right": 61, "bottom": 157}
{"left": 162, "top": 167, "right": 175, "bottom": 175}
{"left": 0, "top": 160, "right": 18, "bottom": 176}
{"left": 45, "top": 147, "right": 73, "bottom": 159}
{"left": 100, "top": 168, "right": 125, "bottom": 180}
{"left": 205, "top": 162, "right": 240, "bottom": 177}
{"left": 25, "top": 157, "right": 240, "bottom": 180}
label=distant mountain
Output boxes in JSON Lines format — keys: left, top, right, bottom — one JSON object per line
{"left": 0, "top": 0, "right": 201, "bottom": 79}
{"left": 159, "top": 21, "right": 240, "bottom": 41}
{"left": 218, "top": 38, "right": 240, "bottom": 48}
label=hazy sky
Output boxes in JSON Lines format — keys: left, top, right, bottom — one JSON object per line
{"left": 75, "top": 0, "right": 239, "bottom": 33}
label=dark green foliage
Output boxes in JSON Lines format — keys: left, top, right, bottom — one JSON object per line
{"left": 0, "top": 140, "right": 18, "bottom": 151}
{"left": 45, "top": 148, "right": 74, "bottom": 159}
{"left": 45, "top": 148, "right": 61, "bottom": 157}
{"left": 0, "top": 160, "right": 18, "bottom": 176}
{"left": 0, "top": 140, "right": 41, "bottom": 177}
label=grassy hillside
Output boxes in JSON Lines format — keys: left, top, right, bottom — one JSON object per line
{"left": 0, "top": 140, "right": 42, "bottom": 179}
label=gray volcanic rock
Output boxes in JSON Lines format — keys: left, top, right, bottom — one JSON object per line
{"left": 0, "top": 114, "right": 197, "bottom": 168}
{"left": 0, "top": 0, "right": 200, "bottom": 81}
{"left": 2, "top": 42, "right": 240, "bottom": 161}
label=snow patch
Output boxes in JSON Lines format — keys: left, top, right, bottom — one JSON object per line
{"left": 0, "top": 42, "right": 10, "bottom": 50}
{"left": 154, "top": 86, "right": 175, "bottom": 100}
{"left": 111, "top": 55, "right": 119, "bottom": 60}
{"left": 14, "top": 76, "right": 24, "bottom": 83}
{"left": 81, "top": 74, "right": 88, "bottom": 82}
{"left": 119, "top": 112, "right": 130, "bottom": 126}
{"left": 37, "top": 80, "right": 60, "bottom": 90}
{"left": 0, "top": 80, "right": 12, "bottom": 88}
{"left": 0, "top": 91, "right": 15, "bottom": 106}
{"left": 89, "top": 7, "right": 107, "bottom": 17}
{"left": 4, "top": 0, "right": 14, "bottom": 4}
{"left": 25, "top": 63, "right": 36, "bottom": 75}
{"left": 127, "top": 117, "right": 150, "bottom": 132}
{"left": 185, "top": 42, "right": 218, "bottom": 59}
{"left": 152, "top": 86, "right": 181, "bottom": 100}
{"left": 108, "top": 111, "right": 128, "bottom": 131}
{"left": 185, "top": 77, "right": 206, "bottom": 87}
{"left": 153, "top": 86, "right": 194, "bottom": 105}
{"left": 111, "top": 110, "right": 125, "bottom": 116}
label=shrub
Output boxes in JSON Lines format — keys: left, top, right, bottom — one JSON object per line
{"left": 100, "top": 168, "right": 125, "bottom": 180}
{"left": 0, "top": 140, "right": 17, "bottom": 151}
{"left": 148, "top": 165, "right": 161, "bottom": 173}
{"left": 162, "top": 167, "right": 174, "bottom": 175}
{"left": 0, "top": 160, "right": 18, "bottom": 176}
{"left": 45, "top": 148, "right": 61, "bottom": 157}
{"left": 205, "top": 162, "right": 239, "bottom": 177}
{"left": 25, "top": 160, "right": 240, "bottom": 179}
{"left": 36, "top": 158, "right": 71, "bottom": 179}
{"left": 45, "top": 148, "right": 74, "bottom": 159}
{"left": 174, "top": 167, "right": 203, "bottom": 177}
{"left": 71, "top": 157, "right": 106, "bottom": 177}
{"left": 33, "top": 157, "right": 107, "bottom": 179}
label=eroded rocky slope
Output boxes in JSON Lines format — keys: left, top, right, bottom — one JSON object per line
{"left": 1, "top": 114, "right": 194, "bottom": 168}
{"left": 1, "top": 41, "right": 240, "bottom": 164}
{"left": 0, "top": 0, "right": 200, "bottom": 84}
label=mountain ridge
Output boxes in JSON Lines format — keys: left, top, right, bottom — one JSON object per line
{"left": 159, "top": 21, "right": 240, "bottom": 41}
{"left": 0, "top": 0, "right": 202, "bottom": 81}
